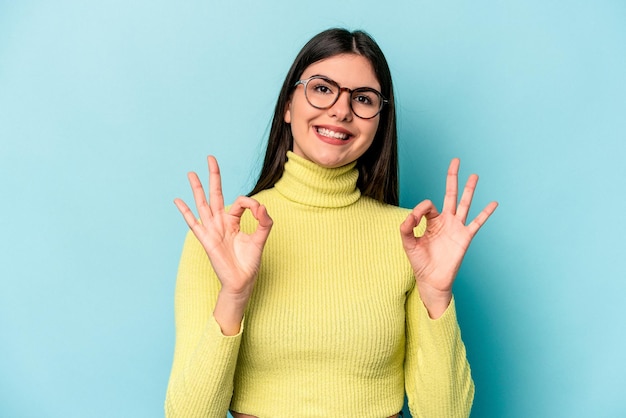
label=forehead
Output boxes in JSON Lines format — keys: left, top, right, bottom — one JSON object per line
{"left": 301, "top": 54, "right": 380, "bottom": 90}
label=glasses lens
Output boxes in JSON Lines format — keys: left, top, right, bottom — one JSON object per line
{"left": 301, "top": 76, "right": 384, "bottom": 119}
{"left": 351, "top": 89, "right": 382, "bottom": 119}
{"left": 305, "top": 77, "right": 339, "bottom": 109}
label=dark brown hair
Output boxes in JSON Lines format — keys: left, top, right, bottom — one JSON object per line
{"left": 249, "top": 28, "right": 399, "bottom": 205}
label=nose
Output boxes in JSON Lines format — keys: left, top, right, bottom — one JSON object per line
{"left": 327, "top": 90, "right": 353, "bottom": 121}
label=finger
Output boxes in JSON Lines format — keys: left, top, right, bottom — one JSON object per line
{"left": 187, "top": 171, "right": 212, "bottom": 220}
{"left": 467, "top": 201, "right": 498, "bottom": 237}
{"left": 442, "top": 158, "right": 460, "bottom": 214}
{"left": 400, "top": 200, "right": 437, "bottom": 241}
{"left": 411, "top": 199, "right": 439, "bottom": 222}
{"left": 208, "top": 156, "right": 225, "bottom": 215}
{"left": 400, "top": 212, "right": 420, "bottom": 238}
{"left": 399, "top": 213, "right": 421, "bottom": 252}
{"left": 173, "top": 198, "right": 202, "bottom": 230}
{"left": 228, "top": 195, "right": 262, "bottom": 219}
{"left": 456, "top": 173, "right": 479, "bottom": 224}
{"left": 250, "top": 204, "right": 273, "bottom": 247}
{"left": 228, "top": 196, "right": 273, "bottom": 248}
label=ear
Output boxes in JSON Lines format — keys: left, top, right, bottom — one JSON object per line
{"left": 284, "top": 100, "right": 292, "bottom": 124}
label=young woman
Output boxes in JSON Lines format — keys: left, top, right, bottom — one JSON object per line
{"left": 165, "top": 28, "right": 497, "bottom": 418}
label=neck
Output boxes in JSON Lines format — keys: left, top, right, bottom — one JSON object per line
{"left": 272, "top": 151, "right": 361, "bottom": 208}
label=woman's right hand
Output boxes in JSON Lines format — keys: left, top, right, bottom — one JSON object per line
{"left": 174, "top": 156, "right": 273, "bottom": 334}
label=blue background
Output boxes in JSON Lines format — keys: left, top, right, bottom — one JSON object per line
{"left": 1, "top": 1, "right": 625, "bottom": 417}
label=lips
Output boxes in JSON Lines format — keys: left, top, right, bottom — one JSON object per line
{"left": 315, "top": 126, "right": 352, "bottom": 141}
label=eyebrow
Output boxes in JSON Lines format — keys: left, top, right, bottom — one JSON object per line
{"left": 309, "top": 74, "right": 382, "bottom": 92}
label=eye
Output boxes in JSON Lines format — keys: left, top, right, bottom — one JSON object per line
{"left": 310, "top": 79, "right": 335, "bottom": 95}
{"left": 353, "top": 90, "right": 377, "bottom": 107}
{"left": 354, "top": 95, "right": 372, "bottom": 105}
{"left": 315, "top": 85, "right": 332, "bottom": 94}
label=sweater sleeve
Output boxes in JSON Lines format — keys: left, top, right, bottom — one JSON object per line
{"left": 164, "top": 230, "right": 242, "bottom": 418}
{"left": 404, "top": 290, "right": 475, "bottom": 418}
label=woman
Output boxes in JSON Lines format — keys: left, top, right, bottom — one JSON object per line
{"left": 165, "top": 28, "right": 497, "bottom": 418}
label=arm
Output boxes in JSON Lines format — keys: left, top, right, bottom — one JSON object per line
{"left": 165, "top": 156, "right": 273, "bottom": 417}
{"left": 164, "top": 231, "right": 244, "bottom": 418}
{"left": 400, "top": 158, "right": 497, "bottom": 416}
{"left": 404, "top": 291, "right": 474, "bottom": 418}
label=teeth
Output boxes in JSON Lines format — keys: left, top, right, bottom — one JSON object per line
{"left": 317, "top": 127, "right": 349, "bottom": 140}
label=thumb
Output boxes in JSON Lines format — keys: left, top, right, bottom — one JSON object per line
{"left": 250, "top": 205, "right": 273, "bottom": 247}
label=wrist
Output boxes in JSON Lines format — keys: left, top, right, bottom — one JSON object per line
{"left": 214, "top": 288, "right": 252, "bottom": 336}
{"left": 219, "top": 284, "right": 254, "bottom": 304}
{"left": 416, "top": 283, "right": 452, "bottom": 319}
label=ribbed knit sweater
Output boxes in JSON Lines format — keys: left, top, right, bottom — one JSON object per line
{"left": 165, "top": 151, "right": 474, "bottom": 418}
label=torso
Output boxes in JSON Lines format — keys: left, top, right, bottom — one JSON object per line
{"left": 226, "top": 159, "right": 415, "bottom": 416}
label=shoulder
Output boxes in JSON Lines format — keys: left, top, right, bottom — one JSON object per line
{"left": 249, "top": 188, "right": 275, "bottom": 204}
{"left": 356, "top": 195, "right": 411, "bottom": 218}
{"left": 356, "top": 196, "right": 427, "bottom": 237}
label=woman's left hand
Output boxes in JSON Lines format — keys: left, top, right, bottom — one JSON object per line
{"left": 400, "top": 158, "right": 498, "bottom": 318}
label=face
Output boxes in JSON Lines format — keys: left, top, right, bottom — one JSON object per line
{"left": 284, "top": 53, "right": 381, "bottom": 168}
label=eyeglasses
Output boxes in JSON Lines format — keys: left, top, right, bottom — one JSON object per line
{"left": 294, "top": 75, "right": 388, "bottom": 119}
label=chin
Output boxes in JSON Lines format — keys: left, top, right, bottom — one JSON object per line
{"left": 312, "top": 155, "right": 352, "bottom": 168}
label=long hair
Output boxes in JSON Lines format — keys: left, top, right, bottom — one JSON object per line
{"left": 249, "top": 28, "right": 399, "bottom": 205}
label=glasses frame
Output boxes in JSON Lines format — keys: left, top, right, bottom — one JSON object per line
{"left": 294, "top": 75, "right": 388, "bottom": 120}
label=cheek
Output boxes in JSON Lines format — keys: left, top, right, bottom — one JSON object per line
{"left": 355, "top": 122, "right": 380, "bottom": 155}
{"left": 364, "top": 120, "right": 380, "bottom": 143}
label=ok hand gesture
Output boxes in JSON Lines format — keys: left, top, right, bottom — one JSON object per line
{"left": 174, "top": 156, "right": 273, "bottom": 334}
{"left": 400, "top": 159, "right": 497, "bottom": 318}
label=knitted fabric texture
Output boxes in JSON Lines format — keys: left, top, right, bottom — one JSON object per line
{"left": 165, "top": 152, "right": 474, "bottom": 417}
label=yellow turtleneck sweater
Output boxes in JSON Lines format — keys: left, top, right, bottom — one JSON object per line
{"left": 165, "top": 152, "right": 474, "bottom": 418}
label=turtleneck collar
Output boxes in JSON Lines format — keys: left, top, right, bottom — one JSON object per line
{"left": 273, "top": 151, "right": 361, "bottom": 208}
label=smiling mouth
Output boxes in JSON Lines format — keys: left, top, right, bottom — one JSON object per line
{"left": 316, "top": 127, "right": 350, "bottom": 141}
